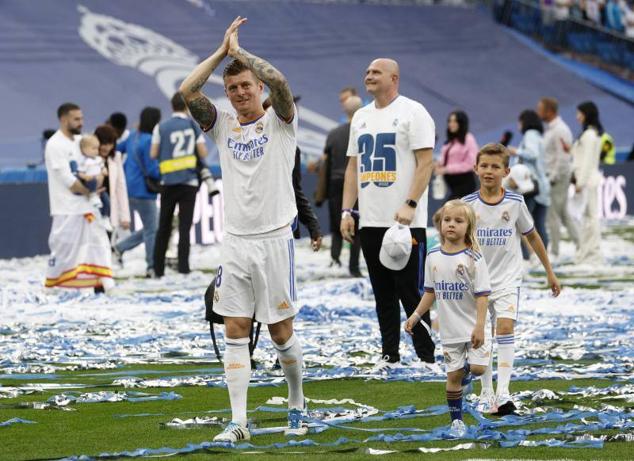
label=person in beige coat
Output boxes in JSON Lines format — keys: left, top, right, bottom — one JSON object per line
{"left": 94, "top": 125, "right": 131, "bottom": 233}
{"left": 569, "top": 101, "right": 603, "bottom": 265}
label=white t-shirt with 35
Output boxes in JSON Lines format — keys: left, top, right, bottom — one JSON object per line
{"left": 347, "top": 95, "right": 435, "bottom": 229}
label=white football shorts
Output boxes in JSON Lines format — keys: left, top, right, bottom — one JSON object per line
{"left": 213, "top": 225, "right": 298, "bottom": 325}
{"left": 442, "top": 340, "right": 492, "bottom": 373}
{"left": 488, "top": 287, "right": 520, "bottom": 321}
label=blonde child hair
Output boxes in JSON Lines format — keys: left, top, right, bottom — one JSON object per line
{"left": 79, "top": 134, "right": 100, "bottom": 154}
{"left": 433, "top": 199, "right": 481, "bottom": 252}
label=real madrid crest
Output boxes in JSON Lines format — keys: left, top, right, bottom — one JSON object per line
{"left": 502, "top": 211, "right": 510, "bottom": 222}
{"left": 456, "top": 264, "right": 465, "bottom": 277}
{"left": 255, "top": 121, "right": 264, "bottom": 134}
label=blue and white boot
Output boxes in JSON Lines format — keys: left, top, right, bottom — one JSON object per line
{"left": 285, "top": 402, "right": 309, "bottom": 436}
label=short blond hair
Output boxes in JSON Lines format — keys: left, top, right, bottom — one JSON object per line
{"left": 476, "top": 143, "right": 510, "bottom": 168}
{"left": 79, "top": 134, "right": 99, "bottom": 152}
{"left": 433, "top": 200, "right": 480, "bottom": 252}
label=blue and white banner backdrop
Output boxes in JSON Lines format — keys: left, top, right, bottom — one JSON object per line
{"left": 1, "top": 163, "right": 633, "bottom": 258}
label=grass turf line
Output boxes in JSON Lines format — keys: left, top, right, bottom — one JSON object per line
{"left": 0, "top": 364, "right": 631, "bottom": 461}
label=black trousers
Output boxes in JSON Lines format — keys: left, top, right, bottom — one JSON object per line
{"left": 444, "top": 172, "right": 477, "bottom": 201}
{"left": 359, "top": 227, "right": 435, "bottom": 363}
{"left": 328, "top": 178, "right": 361, "bottom": 271}
{"left": 154, "top": 184, "right": 198, "bottom": 276}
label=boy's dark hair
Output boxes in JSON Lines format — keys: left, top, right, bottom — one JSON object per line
{"left": 222, "top": 59, "right": 254, "bottom": 80}
{"left": 171, "top": 92, "right": 187, "bottom": 112}
{"left": 476, "top": 143, "right": 510, "bottom": 167}
{"left": 519, "top": 109, "right": 543, "bottom": 134}
{"left": 57, "top": 102, "right": 80, "bottom": 119}
{"left": 139, "top": 107, "right": 161, "bottom": 134}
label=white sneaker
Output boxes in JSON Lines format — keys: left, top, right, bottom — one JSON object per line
{"left": 213, "top": 421, "right": 250, "bottom": 443}
{"left": 476, "top": 389, "right": 497, "bottom": 413}
{"left": 411, "top": 360, "right": 443, "bottom": 374}
{"left": 448, "top": 419, "right": 467, "bottom": 438}
{"left": 372, "top": 355, "right": 400, "bottom": 372}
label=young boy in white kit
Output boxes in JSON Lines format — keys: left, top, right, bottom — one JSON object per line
{"left": 464, "top": 143, "right": 560, "bottom": 415}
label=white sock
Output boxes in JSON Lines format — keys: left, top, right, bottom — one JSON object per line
{"left": 273, "top": 334, "right": 305, "bottom": 409}
{"left": 480, "top": 321, "right": 495, "bottom": 394}
{"left": 496, "top": 334, "right": 515, "bottom": 397}
{"left": 224, "top": 337, "right": 251, "bottom": 427}
{"left": 480, "top": 350, "right": 494, "bottom": 394}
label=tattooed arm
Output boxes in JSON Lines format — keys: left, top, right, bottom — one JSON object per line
{"left": 227, "top": 20, "right": 294, "bottom": 123}
{"left": 178, "top": 49, "right": 224, "bottom": 131}
{"left": 179, "top": 17, "right": 246, "bottom": 130}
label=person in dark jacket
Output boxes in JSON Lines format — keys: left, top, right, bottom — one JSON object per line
{"left": 292, "top": 146, "right": 322, "bottom": 250}
{"left": 320, "top": 95, "right": 363, "bottom": 276}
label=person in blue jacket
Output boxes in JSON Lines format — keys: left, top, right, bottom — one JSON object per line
{"left": 113, "top": 107, "right": 161, "bottom": 278}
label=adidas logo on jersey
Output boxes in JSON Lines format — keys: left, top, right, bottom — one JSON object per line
{"left": 507, "top": 304, "right": 516, "bottom": 312}
{"left": 277, "top": 300, "right": 290, "bottom": 310}
{"left": 281, "top": 359, "right": 297, "bottom": 366}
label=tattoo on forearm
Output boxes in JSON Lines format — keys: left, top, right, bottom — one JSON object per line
{"left": 188, "top": 75, "right": 208, "bottom": 94}
{"left": 235, "top": 48, "right": 293, "bottom": 120}
{"left": 187, "top": 96, "right": 217, "bottom": 131}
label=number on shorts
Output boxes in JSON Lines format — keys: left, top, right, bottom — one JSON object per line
{"left": 215, "top": 266, "right": 223, "bottom": 287}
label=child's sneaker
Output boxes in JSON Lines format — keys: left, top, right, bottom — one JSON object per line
{"left": 213, "top": 421, "right": 250, "bottom": 443}
{"left": 448, "top": 419, "right": 467, "bottom": 438}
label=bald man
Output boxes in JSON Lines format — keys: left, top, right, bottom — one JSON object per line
{"left": 341, "top": 58, "right": 436, "bottom": 370}
{"left": 323, "top": 94, "right": 363, "bottom": 276}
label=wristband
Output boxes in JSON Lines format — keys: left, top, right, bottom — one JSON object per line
{"left": 341, "top": 208, "right": 359, "bottom": 219}
{"left": 411, "top": 312, "right": 421, "bottom": 322}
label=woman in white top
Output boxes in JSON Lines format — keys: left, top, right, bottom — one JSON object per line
{"left": 570, "top": 101, "right": 604, "bottom": 265}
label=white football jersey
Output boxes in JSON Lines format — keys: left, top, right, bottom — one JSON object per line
{"left": 208, "top": 106, "right": 298, "bottom": 236}
{"left": 463, "top": 190, "right": 534, "bottom": 290}
{"left": 347, "top": 95, "right": 435, "bottom": 228}
{"left": 424, "top": 247, "right": 491, "bottom": 345}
